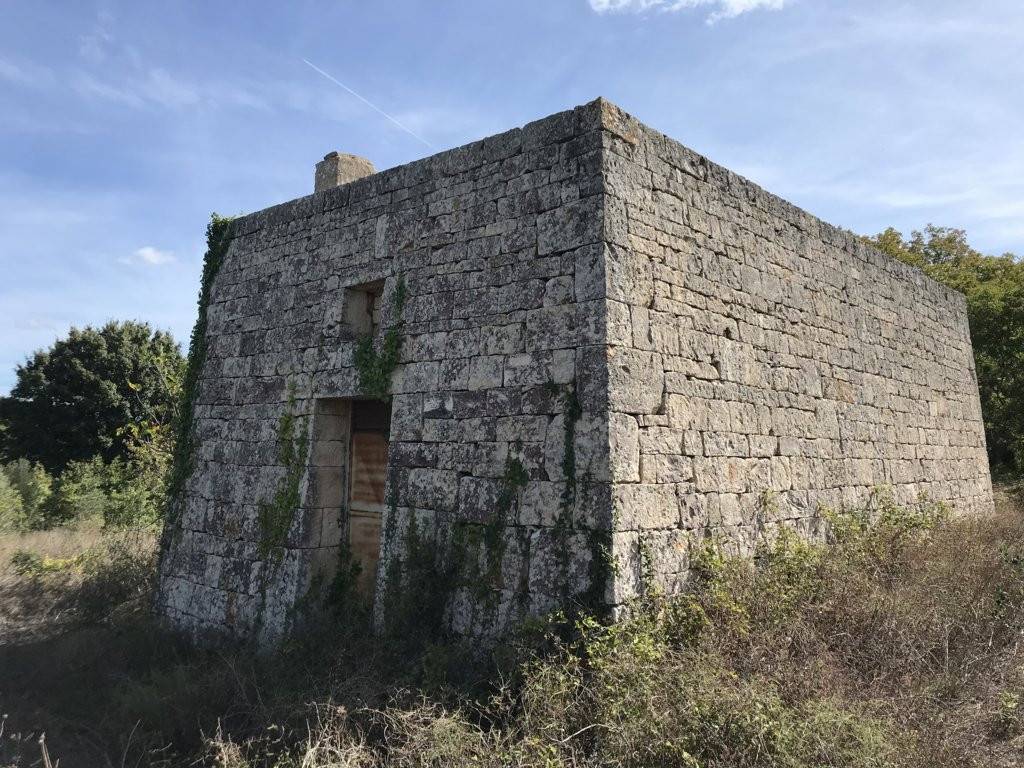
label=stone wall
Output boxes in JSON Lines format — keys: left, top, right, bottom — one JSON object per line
{"left": 157, "top": 97, "right": 994, "bottom": 643}
{"left": 596, "top": 101, "right": 994, "bottom": 605}
{"left": 157, "top": 101, "right": 617, "bottom": 643}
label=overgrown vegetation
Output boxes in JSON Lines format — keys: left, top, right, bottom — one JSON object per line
{"left": 166, "top": 213, "right": 235, "bottom": 510}
{"left": 4, "top": 491, "right": 1024, "bottom": 766}
{"left": 1, "top": 213, "right": 1022, "bottom": 766}
{"left": 257, "top": 385, "right": 310, "bottom": 563}
{"left": 0, "top": 423, "right": 170, "bottom": 532}
{"left": 354, "top": 278, "right": 407, "bottom": 400}
{"left": 0, "top": 526, "right": 157, "bottom": 641}
{"left": 866, "top": 225, "right": 1024, "bottom": 476}
{"left": 377, "top": 496, "right": 462, "bottom": 657}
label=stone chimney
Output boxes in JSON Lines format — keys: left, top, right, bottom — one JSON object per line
{"left": 314, "top": 152, "right": 375, "bottom": 193}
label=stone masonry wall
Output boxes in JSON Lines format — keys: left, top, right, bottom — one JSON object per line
{"left": 596, "top": 101, "right": 994, "bottom": 605}
{"left": 157, "top": 97, "right": 994, "bottom": 643}
{"left": 157, "top": 101, "right": 617, "bottom": 644}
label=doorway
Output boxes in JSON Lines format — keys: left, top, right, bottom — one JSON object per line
{"left": 346, "top": 400, "right": 390, "bottom": 597}
{"left": 308, "top": 398, "right": 391, "bottom": 604}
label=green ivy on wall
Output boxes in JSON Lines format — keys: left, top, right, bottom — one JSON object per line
{"left": 166, "top": 214, "right": 235, "bottom": 522}
{"left": 354, "top": 278, "right": 407, "bottom": 400}
{"left": 257, "top": 385, "right": 309, "bottom": 565}
{"left": 554, "top": 386, "right": 582, "bottom": 600}
{"left": 478, "top": 454, "right": 528, "bottom": 610}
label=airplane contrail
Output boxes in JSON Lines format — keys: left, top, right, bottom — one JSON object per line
{"left": 302, "top": 58, "right": 433, "bottom": 149}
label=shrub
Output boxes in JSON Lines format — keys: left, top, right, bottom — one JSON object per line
{"left": 20, "top": 425, "right": 170, "bottom": 531}
{"left": 40, "top": 457, "right": 108, "bottom": 528}
{"left": 1, "top": 459, "right": 52, "bottom": 529}
{"left": 0, "top": 468, "right": 25, "bottom": 530}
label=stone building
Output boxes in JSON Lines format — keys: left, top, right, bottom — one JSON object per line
{"left": 156, "top": 99, "right": 993, "bottom": 644}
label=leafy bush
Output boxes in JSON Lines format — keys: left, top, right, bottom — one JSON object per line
{"left": 0, "top": 468, "right": 25, "bottom": 530}
{"left": 101, "top": 422, "right": 171, "bottom": 528}
{"left": 1, "top": 459, "right": 52, "bottom": 530}
{"left": 5, "top": 423, "right": 171, "bottom": 530}
{"left": 41, "top": 458, "right": 108, "bottom": 528}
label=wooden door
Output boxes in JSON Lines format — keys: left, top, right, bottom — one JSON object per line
{"left": 347, "top": 402, "right": 389, "bottom": 597}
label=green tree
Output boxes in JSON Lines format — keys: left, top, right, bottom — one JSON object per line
{"left": 2, "top": 459, "right": 52, "bottom": 529}
{"left": 0, "top": 321, "right": 184, "bottom": 473}
{"left": 41, "top": 458, "right": 109, "bottom": 528}
{"left": 866, "top": 225, "right": 1024, "bottom": 475}
{"left": 0, "top": 470, "right": 25, "bottom": 530}
{"left": 102, "top": 422, "right": 173, "bottom": 528}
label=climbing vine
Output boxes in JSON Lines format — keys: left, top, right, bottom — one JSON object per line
{"left": 477, "top": 454, "right": 528, "bottom": 610}
{"left": 554, "top": 385, "right": 583, "bottom": 601}
{"left": 559, "top": 386, "right": 583, "bottom": 514}
{"left": 257, "top": 385, "right": 309, "bottom": 566}
{"left": 354, "top": 278, "right": 407, "bottom": 400}
{"left": 380, "top": 504, "right": 456, "bottom": 653}
{"left": 583, "top": 521, "right": 615, "bottom": 614}
{"left": 166, "top": 213, "right": 235, "bottom": 523}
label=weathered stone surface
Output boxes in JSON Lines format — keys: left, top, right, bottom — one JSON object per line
{"left": 597, "top": 98, "right": 992, "bottom": 604}
{"left": 157, "top": 98, "right": 993, "bottom": 646}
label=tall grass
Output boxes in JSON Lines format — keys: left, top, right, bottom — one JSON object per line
{"left": 2, "top": 491, "right": 1023, "bottom": 767}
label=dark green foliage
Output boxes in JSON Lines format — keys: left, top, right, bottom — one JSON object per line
{"left": 257, "top": 387, "right": 309, "bottom": 563}
{"left": 866, "top": 225, "right": 1024, "bottom": 476}
{"left": 323, "top": 543, "right": 365, "bottom": 619}
{"left": 0, "top": 321, "right": 184, "bottom": 473}
{"left": 354, "top": 278, "right": 407, "bottom": 400}
{"left": 166, "top": 214, "right": 235, "bottom": 511}
{"left": 582, "top": 525, "right": 614, "bottom": 615}
{"left": 559, "top": 387, "right": 582, "bottom": 513}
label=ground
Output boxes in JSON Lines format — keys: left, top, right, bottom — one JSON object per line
{"left": 2, "top": 491, "right": 1024, "bottom": 767}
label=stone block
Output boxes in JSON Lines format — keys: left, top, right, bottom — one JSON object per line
{"left": 407, "top": 468, "right": 458, "bottom": 512}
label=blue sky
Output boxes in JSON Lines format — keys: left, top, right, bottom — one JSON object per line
{"left": 1, "top": 0, "right": 1022, "bottom": 393}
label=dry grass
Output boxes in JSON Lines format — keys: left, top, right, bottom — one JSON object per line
{"left": 2, "top": 491, "right": 1023, "bottom": 767}
{"left": 0, "top": 527, "right": 106, "bottom": 640}
{"left": 0, "top": 527, "right": 105, "bottom": 576}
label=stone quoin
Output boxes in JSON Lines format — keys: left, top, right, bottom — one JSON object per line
{"left": 156, "top": 99, "right": 993, "bottom": 645}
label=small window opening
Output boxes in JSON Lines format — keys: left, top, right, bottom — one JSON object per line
{"left": 343, "top": 280, "right": 385, "bottom": 337}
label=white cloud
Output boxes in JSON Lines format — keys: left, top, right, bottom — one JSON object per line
{"left": 121, "top": 246, "right": 175, "bottom": 266}
{"left": 72, "top": 72, "right": 146, "bottom": 107}
{"left": 145, "top": 68, "right": 201, "bottom": 109}
{"left": 0, "top": 57, "right": 54, "bottom": 89}
{"left": 71, "top": 66, "right": 267, "bottom": 114}
{"left": 588, "top": 0, "right": 787, "bottom": 23}
{"left": 78, "top": 10, "right": 115, "bottom": 63}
